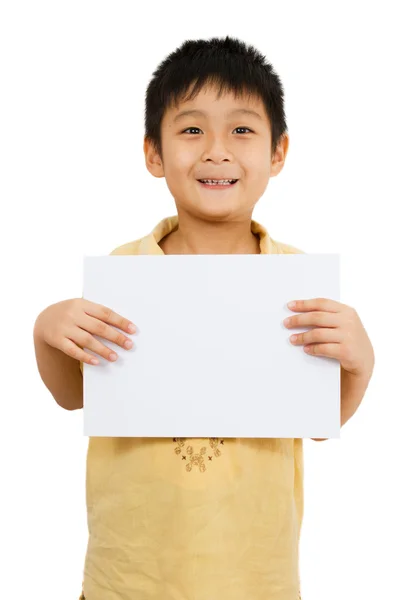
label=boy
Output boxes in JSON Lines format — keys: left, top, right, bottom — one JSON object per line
{"left": 33, "top": 36, "right": 375, "bottom": 600}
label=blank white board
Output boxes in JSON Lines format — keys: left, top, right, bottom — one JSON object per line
{"left": 82, "top": 254, "right": 340, "bottom": 438}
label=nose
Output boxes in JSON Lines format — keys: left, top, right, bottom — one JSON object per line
{"left": 201, "top": 136, "right": 234, "bottom": 163}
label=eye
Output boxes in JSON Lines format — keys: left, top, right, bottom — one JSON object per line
{"left": 182, "top": 127, "right": 202, "bottom": 134}
{"left": 181, "top": 126, "right": 254, "bottom": 135}
{"left": 234, "top": 127, "right": 253, "bottom": 134}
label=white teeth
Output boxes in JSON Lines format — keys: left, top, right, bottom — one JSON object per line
{"left": 200, "top": 179, "right": 236, "bottom": 185}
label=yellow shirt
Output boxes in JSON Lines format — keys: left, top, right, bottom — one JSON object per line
{"left": 79, "top": 215, "right": 305, "bottom": 600}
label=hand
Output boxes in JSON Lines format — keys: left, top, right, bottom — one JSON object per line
{"left": 283, "top": 298, "right": 375, "bottom": 378}
{"left": 283, "top": 298, "right": 375, "bottom": 436}
{"left": 34, "top": 299, "right": 137, "bottom": 365}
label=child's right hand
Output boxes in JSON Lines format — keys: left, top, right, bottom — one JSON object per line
{"left": 34, "top": 298, "right": 136, "bottom": 365}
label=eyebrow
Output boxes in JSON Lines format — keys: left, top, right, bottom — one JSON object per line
{"left": 173, "top": 108, "right": 263, "bottom": 123}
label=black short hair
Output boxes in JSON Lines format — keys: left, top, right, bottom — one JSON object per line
{"left": 144, "top": 35, "right": 288, "bottom": 161}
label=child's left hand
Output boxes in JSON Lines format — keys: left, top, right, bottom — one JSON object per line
{"left": 283, "top": 298, "right": 374, "bottom": 378}
{"left": 283, "top": 298, "right": 375, "bottom": 434}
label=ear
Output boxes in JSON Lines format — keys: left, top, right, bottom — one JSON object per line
{"left": 143, "top": 137, "right": 165, "bottom": 178}
{"left": 270, "top": 133, "right": 289, "bottom": 177}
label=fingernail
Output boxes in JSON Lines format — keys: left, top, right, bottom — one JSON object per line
{"left": 109, "top": 353, "right": 118, "bottom": 361}
{"left": 287, "top": 301, "right": 296, "bottom": 309}
{"left": 128, "top": 323, "right": 136, "bottom": 333}
{"left": 124, "top": 340, "right": 133, "bottom": 349}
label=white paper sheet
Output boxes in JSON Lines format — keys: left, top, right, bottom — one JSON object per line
{"left": 82, "top": 254, "right": 340, "bottom": 438}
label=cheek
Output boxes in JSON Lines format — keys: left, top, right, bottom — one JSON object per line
{"left": 243, "top": 163, "right": 271, "bottom": 186}
{"left": 166, "top": 144, "right": 195, "bottom": 175}
{"left": 241, "top": 146, "right": 270, "bottom": 175}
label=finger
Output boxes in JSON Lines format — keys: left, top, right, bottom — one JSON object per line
{"left": 290, "top": 327, "right": 342, "bottom": 346}
{"left": 61, "top": 337, "right": 105, "bottom": 365}
{"left": 284, "top": 311, "right": 340, "bottom": 329}
{"left": 304, "top": 342, "right": 342, "bottom": 359}
{"left": 75, "top": 327, "right": 127, "bottom": 362}
{"left": 288, "top": 298, "right": 343, "bottom": 313}
{"left": 83, "top": 301, "right": 136, "bottom": 334}
{"left": 81, "top": 314, "right": 135, "bottom": 351}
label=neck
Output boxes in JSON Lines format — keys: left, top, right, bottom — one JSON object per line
{"left": 160, "top": 210, "right": 261, "bottom": 255}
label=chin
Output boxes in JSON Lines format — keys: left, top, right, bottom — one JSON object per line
{"left": 191, "top": 197, "right": 243, "bottom": 220}
{"left": 193, "top": 205, "right": 239, "bottom": 222}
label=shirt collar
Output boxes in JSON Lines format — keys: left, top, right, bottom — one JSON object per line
{"left": 138, "top": 215, "right": 276, "bottom": 255}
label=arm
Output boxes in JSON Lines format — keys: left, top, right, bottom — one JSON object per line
{"left": 311, "top": 365, "right": 373, "bottom": 441}
{"left": 33, "top": 318, "right": 83, "bottom": 411}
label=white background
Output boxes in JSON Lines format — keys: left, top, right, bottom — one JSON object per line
{"left": 1, "top": 1, "right": 399, "bottom": 598}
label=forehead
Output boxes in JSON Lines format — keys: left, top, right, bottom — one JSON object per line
{"left": 164, "top": 84, "right": 269, "bottom": 125}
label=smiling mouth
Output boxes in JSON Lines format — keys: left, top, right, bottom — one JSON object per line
{"left": 197, "top": 179, "right": 239, "bottom": 187}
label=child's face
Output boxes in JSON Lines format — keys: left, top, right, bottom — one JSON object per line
{"left": 144, "top": 83, "right": 288, "bottom": 221}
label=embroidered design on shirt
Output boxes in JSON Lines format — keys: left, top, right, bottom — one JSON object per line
{"left": 173, "top": 438, "right": 224, "bottom": 472}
